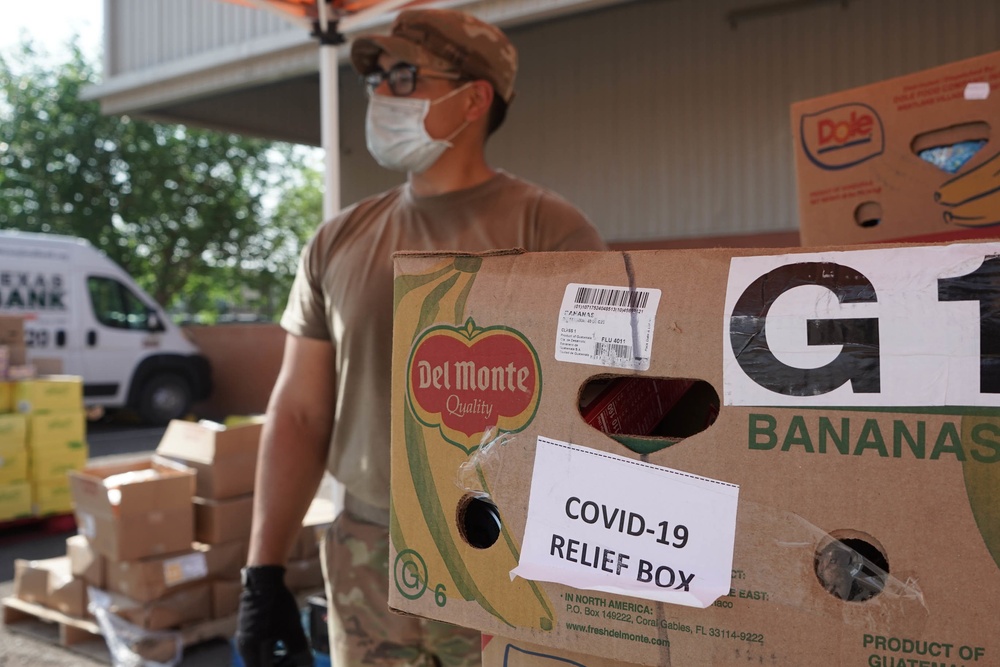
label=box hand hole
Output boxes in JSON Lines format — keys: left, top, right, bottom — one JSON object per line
{"left": 578, "top": 376, "right": 719, "bottom": 455}
{"left": 457, "top": 494, "right": 502, "bottom": 549}
{"left": 912, "top": 121, "right": 990, "bottom": 174}
{"left": 814, "top": 531, "right": 889, "bottom": 603}
{"left": 854, "top": 201, "right": 882, "bottom": 228}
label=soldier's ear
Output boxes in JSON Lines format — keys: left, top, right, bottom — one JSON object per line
{"left": 465, "top": 80, "right": 494, "bottom": 122}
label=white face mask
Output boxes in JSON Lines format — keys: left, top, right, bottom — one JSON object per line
{"left": 365, "top": 84, "right": 471, "bottom": 174}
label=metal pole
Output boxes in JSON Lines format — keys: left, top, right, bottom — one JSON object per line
{"left": 319, "top": 42, "right": 341, "bottom": 219}
{"left": 317, "top": 1, "right": 344, "bottom": 515}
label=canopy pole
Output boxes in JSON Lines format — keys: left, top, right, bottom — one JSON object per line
{"left": 312, "top": 0, "right": 346, "bottom": 219}
{"left": 314, "top": 2, "right": 346, "bottom": 516}
{"left": 319, "top": 43, "right": 341, "bottom": 219}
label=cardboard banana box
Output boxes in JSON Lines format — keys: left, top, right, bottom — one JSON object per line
{"left": 793, "top": 49, "right": 1000, "bottom": 245}
{"left": 390, "top": 243, "right": 1000, "bottom": 666}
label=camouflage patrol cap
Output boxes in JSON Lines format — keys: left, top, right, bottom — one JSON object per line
{"left": 350, "top": 8, "right": 518, "bottom": 104}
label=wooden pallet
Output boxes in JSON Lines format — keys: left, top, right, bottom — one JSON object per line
{"left": 1, "top": 595, "right": 239, "bottom": 664}
{"left": 1, "top": 595, "right": 108, "bottom": 662}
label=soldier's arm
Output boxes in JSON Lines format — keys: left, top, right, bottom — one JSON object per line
{"left": 247, "top": 333, "right": 336, "bottom": 566}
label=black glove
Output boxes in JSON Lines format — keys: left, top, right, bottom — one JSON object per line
{"left": 236, "top": 565, "right": 314, "bottom": 667}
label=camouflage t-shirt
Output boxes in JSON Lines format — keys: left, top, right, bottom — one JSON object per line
{"left": 281, "top": 170, "right": 606, "bottom": 509}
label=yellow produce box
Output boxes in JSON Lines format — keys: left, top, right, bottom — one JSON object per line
{"left": 0, "top": 441, "right": 29, "bottom": 485}
{"left": 0, "top": 480, "right": 32, "bottom": 521}
{"left": 223, "top": 414, "right": 266, "bottom": 428}
{"left": 0, "top": 413, "right": 27, "bottom": 446}
{"left": 33, "top": 478, "right": 75, "bottom": 516}
{"left": 0, "top": 382, "right": 12, "bottom": 413}
{"left": 28, "top": 409, "right": 86, "bottom": 446}
{"left": 30, "top": 439, "right": 89, "bottom": 483}
{"left": 15, "top": 376, "right": 83, "bottom": 414}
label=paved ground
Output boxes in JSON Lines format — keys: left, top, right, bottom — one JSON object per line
{"left": 0, "top": 420, "right": 233, "bottom": 666}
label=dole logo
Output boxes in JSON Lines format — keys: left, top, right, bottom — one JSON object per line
{"left": 407, "top": 318, "right": 541, "bottom": 453}
{"left": 800, "top": 103, "right": 884, "bottom": 170}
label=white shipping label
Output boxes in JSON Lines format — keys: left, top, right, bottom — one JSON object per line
{"left": 724, "top": 243, "right": 1000, "bottom": 407}
{"left": 556, "top": 283, "right": 661, "bottom": 371}
{"left": 162, "top": 553, "right": 208, "bottom": 586}
{"left": 511, "top": 436, "right": 739, "bottom": 608}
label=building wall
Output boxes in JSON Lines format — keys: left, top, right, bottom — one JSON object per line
{"left": 339, "top": 0, "right": 1000, "bottom": 243}
{"left": 184, "top": 323, "right": 285, "bottom": 420}
{"left": 102, "top": 0, "right": 1000, "bottom": 244}
{"left": 105, "top": 0, "right": 295, "bottom": 76}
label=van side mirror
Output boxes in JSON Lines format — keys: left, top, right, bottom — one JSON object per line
{"left": 148, "top": 311, "right": 165, "bottom": 332}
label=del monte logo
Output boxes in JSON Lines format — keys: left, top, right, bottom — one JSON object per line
{"left": 407, "top": 318, "right": 541, "bottom": 453}
{"left": 800, "top": 103, "right": 884, "bottom": 170}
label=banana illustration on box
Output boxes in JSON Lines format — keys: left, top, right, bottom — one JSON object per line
{"left": 962, "top": 414, "right": 1000, "bottom": 570}
{"left": 937, "top": 150, "right": 1000, "bottom": 227}
{"left": 391, "top": 256, "right": 555, "bottom": 631}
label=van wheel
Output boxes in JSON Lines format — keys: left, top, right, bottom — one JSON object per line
{"left": 138, "top": 373, "right": 192, "bottom": 425}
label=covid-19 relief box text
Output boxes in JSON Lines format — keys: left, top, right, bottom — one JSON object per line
{"left": 390, "top": 245, "right": 1000, "bottom": 666}
{"left": 793, "top": 50, "right": 1000, "bottom": 246}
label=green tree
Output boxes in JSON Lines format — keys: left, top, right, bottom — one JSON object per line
{"left": 251, "top": 164, "right": 323, "bottom": 318}
{"left": 0, "top": 38, "right": 314, "bottom": 315}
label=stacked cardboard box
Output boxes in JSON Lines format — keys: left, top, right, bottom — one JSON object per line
{"left": 154, "top": 419, "right": 258, "bottom": 619}
{"left": 0, "top": 319, "right": 81, "bottom": 521}
{"left": 15, "top": 456, "right": 200, "bottom": 626}
{"left": 17, "top": 376, "right": 88, "bottom": 516}
{"left": 792, "top": 50, "right": 1000, "bottom": 245}
{"left": 15, "top": 419, "right": 334, "bottom": 636}
{"left": 0, "top": 316, "right": 30, "bottom": 521}
{"left": 157, "top": 418, "right": 335, "bottom": 600}
{"left": 0, "top": 412, "right": 31, "bottom": 521}
{"left": 390, "top": 246, "right": 1000, "bottom": 666}
{"left": 0, "top": 315, "right": 30, "bottom": 380}
{"left": 13, "top": 556, "right": 90, "bottom": 618}
{"left": 63, "top": 456, "right": 217, "bottom": 629}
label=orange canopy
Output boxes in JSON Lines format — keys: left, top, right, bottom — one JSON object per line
{"left": 219, "top": 0, "right": 436, "bottom": 21}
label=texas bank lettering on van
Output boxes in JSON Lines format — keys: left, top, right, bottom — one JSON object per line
{"left": 0, "top": 232, "right": 211, "bottom": 424}
{"left": 0, "top": 271, "right": 66, "bottom": 310}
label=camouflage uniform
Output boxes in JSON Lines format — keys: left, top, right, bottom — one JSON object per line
{"left": 322, "top": 510, "right": 482, "bottom": 667}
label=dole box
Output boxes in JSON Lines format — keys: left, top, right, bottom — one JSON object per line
{"left": 390, "top": 244, "right": 1000, "bottom": 666}
{"left": 792, "top": 49, "right": 1000, "bottom": 245}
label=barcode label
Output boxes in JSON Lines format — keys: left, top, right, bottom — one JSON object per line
{"left": 574, "top": 287, "right": 651, "bottom": 311}
{"left": 595, "top": 342, "right": 632, "bottom": 360}
{"left": 557, "top": 283, "right": 661, "bottom": 371}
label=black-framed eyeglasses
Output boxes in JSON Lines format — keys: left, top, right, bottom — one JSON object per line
{"left": 363, "top": 62, "right": 464, "bottom": 97}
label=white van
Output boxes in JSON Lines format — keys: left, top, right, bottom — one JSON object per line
{"left": 0, "top": 231, "right": 211, "bottom": 424}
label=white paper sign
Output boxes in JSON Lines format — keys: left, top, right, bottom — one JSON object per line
{"left": 724, "top": 243, "right": 1000, "bottom": 407}
{"left": 555, "top": 283, "right": 661, "bottom": 371}
{"left": 511, "top": 436, "right": 739, "bottom": 608}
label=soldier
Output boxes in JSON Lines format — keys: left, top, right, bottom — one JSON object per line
{"left": 236, "top": 8, "right": 606, "bottom": 667}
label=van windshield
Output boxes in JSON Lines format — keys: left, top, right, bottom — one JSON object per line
{"left": 87, "top": 276, "right": 157, "bottom": 331}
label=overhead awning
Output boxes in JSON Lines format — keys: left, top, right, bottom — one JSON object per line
{"left": 85, "top": 0, "right": 637, "bottom": 217}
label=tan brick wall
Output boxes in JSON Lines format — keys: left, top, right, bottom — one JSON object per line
{"left": 183, "top": 323, "right": 285, "bottom": 421}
